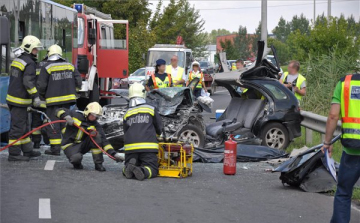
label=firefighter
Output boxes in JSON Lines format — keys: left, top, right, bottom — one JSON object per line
{"left": 186, "top": 61, "right": 207, "bottom": 98}
{"left": 56, "top": 102, "right": 125, "bottom": 171}
{"left": 123, "top": 82, "right": 162, "bottom": 180}
{"left": 31, "top": 54, "right": 49, "bottom": 148}
{"left": 6, "top": 35, "right": 43, "bottom": 161}
{"left": 37, "top": 44, "right": 82, "bottom": 156}
{"left": 146, "top": 59, "right": 172, "bottom": 91}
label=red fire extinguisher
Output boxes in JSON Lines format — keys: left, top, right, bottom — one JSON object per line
{"left": 223, "top": 135, "right": 237, "bottom": 175}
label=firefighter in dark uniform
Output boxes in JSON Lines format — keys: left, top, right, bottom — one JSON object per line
{"left": 37, "top": 44, "right": 82, "bottom": 156}
{"left": 145, "top": 59, "right": 172, "bottom": 91}
{"left": 55, "top": 102, "right": 125, "bottom": 171}
{"left": 6, "top": 35, "right": 43, "bottom": 161}
{"left": 31, "top": 54, "right": 49, "bottom": 148}
{"left": 123, "top": 82, "right": 163, "bottom": 180}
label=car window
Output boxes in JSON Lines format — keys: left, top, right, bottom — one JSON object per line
{"left": 263, "top": 84, "right": 288, "bottom": 100}
{"left": 131, "top": 69, "right": 145, "bottom": 76}
{"left": 199, "top": 62, "right": 208, "bottom": 68}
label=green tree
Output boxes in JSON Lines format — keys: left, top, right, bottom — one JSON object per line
{"left": 220, "top": 39, "right": 237, "bottom": 60}
{"left": 289, "top": 14, "right": 310, "bottom": 35}
{"left": 234, "top": 26, "right": 252, "bottom": 60}
{"left": 268, "top": 38, "right": 290, "bottom": 65}
{"left": 251, "top": 22, "right": 261, "bottom": 54}
{"left": 272, "top": 17, "right": 291, "bottom": 42}
{"left": 205, "top": 29, "right": 234, "bottom": 45}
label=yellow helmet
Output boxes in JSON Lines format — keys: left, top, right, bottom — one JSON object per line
{"left": 47, "top": 44, "right": 62, "bottom": 57}
{"left": 129, "top": 82, "right": 145, "bottom": 99}
{"left": 20, "top": 35, "right": 43, "bottom": 54}
{"left": 84, "top": 102, "right": 103, "bottom": 118}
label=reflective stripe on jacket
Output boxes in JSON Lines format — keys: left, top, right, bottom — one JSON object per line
{"left": 283, "top": 72, "right": 306, "bottom": 101}
{"left": 151, "top": 73, "right": 172, "bottom": 89}
{"left": 340, "top": 74, "right": 360, "bottom": 149}
{"left": 189, "top": 71, "right": 203, "bottom": 88}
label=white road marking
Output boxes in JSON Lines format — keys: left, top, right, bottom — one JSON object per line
{"left": 39, "top": 198, "right": 51, "bottom": 219}
{"left": 44, "top": 160, "right": 56, "bottom": 170}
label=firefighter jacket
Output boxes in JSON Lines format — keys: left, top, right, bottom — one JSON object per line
{"left": 123, "top": 104, "right": 163, "bottom": 154}
{"left": 37, "top": 59, "right": 82, "bottom": 106}
{"left": 6, "top": 53, "right": 39, "bottom": 107}
{"left": 56, "top": 108, "right": 115, "bottom": 153}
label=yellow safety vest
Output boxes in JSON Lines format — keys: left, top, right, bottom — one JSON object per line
{"left": 283, "top": 72, "right": 306, "bottom": 101}
{"left": 166, "top": 65, "right": 184, "bottom": 87}
{"left": 232, "top": 63, "right": 237, "bottom": 71}
{"left": 151, "top": 73, "right": 172, "bottom": 89}
{"left": 189, "top": 71, "right": 203, "bottom": 88}
{"left": 340, "top": 74, "right": 360, "bottom": 148}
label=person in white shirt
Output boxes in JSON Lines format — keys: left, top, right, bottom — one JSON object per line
{"left": 165, "top": 55, "right": 186, "bottom": 87}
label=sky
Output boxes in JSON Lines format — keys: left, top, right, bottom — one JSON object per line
{"left": 148, "top": 0, "right": 360, "bottom": 34}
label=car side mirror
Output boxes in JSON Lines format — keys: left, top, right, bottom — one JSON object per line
{"left": 88, "top": 28, "right": 96, "bottom": 45}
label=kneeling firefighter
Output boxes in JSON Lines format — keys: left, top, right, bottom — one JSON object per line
{"left": 56, "top": 102, "right": 124, "bottom": 171}
{"left": 123, "top": 83, "right": 163, "bottom": 180}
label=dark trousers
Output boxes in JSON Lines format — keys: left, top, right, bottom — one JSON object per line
{"left": 331, "top": 151, "right": 360, "bottom": 223}
{"left": 46, "top": 104, "right": 71, "bottom": 148}
{"left": 194, "top": 88, "right": 202, "bottom": 98}
{"left": 8, "top": 105, "right": 32, "bottom": 156}
{"left": 63, "top": 136, "right": 115, "bottom": 165}
{"left": 124, "top": 152, "right": 158, "bottom": 179}
{"left": 31, "top": 107, "right": 49, "bottom": 144}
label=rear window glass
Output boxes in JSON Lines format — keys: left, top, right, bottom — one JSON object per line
{"left": 263, "top": 84, "right": 288, "bottom": 100}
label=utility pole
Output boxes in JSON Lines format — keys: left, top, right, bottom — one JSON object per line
{"left": 327, "top": 0, "right": 331, "bottom": 20}
{"left": 313, "top": 0, "right": 316, "bottom": 24}
{"left": 261, "top": 0, "right": 269, "bottom": 55}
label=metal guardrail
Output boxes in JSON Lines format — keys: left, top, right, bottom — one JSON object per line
{"left": 300, "top": 110, "right": 342, "bottom": 144}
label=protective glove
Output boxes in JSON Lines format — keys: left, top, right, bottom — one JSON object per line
{"left": 114, "top": 153, "right": 125, "bottom": 163}
{"left": 33, "top": 97, "right": 46, "bottom": 108}
{"left": 64, "top": 115, "right": 74, "bottom": 126}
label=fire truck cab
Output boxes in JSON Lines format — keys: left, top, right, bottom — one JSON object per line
{"left": 73, "top": 4, "right": 129, "bottom": 106}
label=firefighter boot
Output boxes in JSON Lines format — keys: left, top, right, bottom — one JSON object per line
{"left": 33, "top": 142, "right": 41, "bottom": 149}
{"left": 32, "top": 134, "right": 41, "bottom": 149}
{"left": 70, "top": 153, "right": 83, "bottom": 170}
{"left": 23, "top": 150, "right": 41, "bottom": 158}
{"left": 73, "top": 163, "right": 84, "bottom": 169}
{"left": 95, "top": 164, "right": 106, "bottom": 172}
{"left": 133, "top": 166, "right": 145, "bottom": 181}
{"left": 123, "top": 158, "right": 136, "bottom": 179}
{"left": 93, "top": 153, "right": 106, "bottom": 172}
{"left": 45, "top": 145, "right": 61, "bottom": 156}
{"left": 8, "top": 145, "right": 30, "bottom": 161}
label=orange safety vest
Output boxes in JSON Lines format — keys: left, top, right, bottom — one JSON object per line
{"left": 189, "top": 71, "right": 203, "bottom": 88}
{"left": 151, "top": 73, "right": 172, "bottom": 89}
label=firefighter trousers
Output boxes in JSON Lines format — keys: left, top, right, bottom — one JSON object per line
{"left": 45, "top": 104, "right": 71, "bottom": 148}
{"left": 8, "top": 105, "right": 33, "bottom": 156}
{"left": 63, "top": 135, "right": 116, "bottom": 165}
{"left": 124, "top": 152, "right": 159, "bottom": 179}
{"left": 31, "top": 107, "right": 49, "bottom": 145}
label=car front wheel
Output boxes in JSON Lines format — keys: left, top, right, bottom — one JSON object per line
{"left": 260, "top": 122, "right": 289, "bottom": 150}
{"left": 178, "top": 124, "right": 205, "bottom": 148}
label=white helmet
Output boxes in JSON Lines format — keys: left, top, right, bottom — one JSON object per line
{"left": 47, "top": 44, "right": 63, "bottom": 61}
{"left": 192, "top": 61, "right": 200, "bottom": 68}
{"left": 129, "top": 82, "right": 146, "bottom": 99}
{"left": 20, "top": 35, "right": 43, "bottom": 54}
{"left": 84, "top": 102, "right": 103, "bottom": 118}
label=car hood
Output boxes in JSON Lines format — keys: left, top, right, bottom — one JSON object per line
{"left": 146, "top": 87, "right": 192, "bottom": 116}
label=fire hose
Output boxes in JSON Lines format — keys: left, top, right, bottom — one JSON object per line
{"left": 0, "top": 120, "right": 116, "bottom": 161}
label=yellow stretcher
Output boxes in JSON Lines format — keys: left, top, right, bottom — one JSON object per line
{"left": 157, "top": 143, "right": 194, "bottom": 178}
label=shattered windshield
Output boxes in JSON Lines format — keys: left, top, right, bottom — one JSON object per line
{"left": 146, "top": 51, "right": 185, "bottom": 67}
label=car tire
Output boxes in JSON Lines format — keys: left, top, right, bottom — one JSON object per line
{"left": 177, "top": 124, "right": 205, "bottom": 148}
{"left": 260, "top": 122, "right": 289, "bottom": 150}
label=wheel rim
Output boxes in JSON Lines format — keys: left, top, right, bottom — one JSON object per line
{"left": 265, "top": 127, "right": 286, "bottom": 149}
{"left": 179, "top": 129, "right": 201, "bottom": 147}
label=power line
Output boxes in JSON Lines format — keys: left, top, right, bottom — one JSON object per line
{"left": 197, "top": 0, "right": 357, "bottom": 11}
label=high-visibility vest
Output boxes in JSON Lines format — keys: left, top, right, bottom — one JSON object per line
{"left": 151, "top": 73, "right": 172, "bottom": 89}
{"left": 340, "top": 74, "right": 360, "bottom": 149}
{"left": 189, "top": 71, "right": 203, "bottom": 88}
{"left": 283, "top": 72, "right": 306, "bottom": 101}
{"left": 232, "top": 63, "right": 237, "bottom": 71}
{"left": 166, "top": 65, "right": 184, "bottom": 87}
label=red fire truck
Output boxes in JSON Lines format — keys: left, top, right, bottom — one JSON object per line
{"left": 73, "top": 4, "right": 129, "bottom": 106}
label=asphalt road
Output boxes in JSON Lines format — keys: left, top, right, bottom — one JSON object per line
{"left": 1, "top": 89, "right": 360, "bottom": 223}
